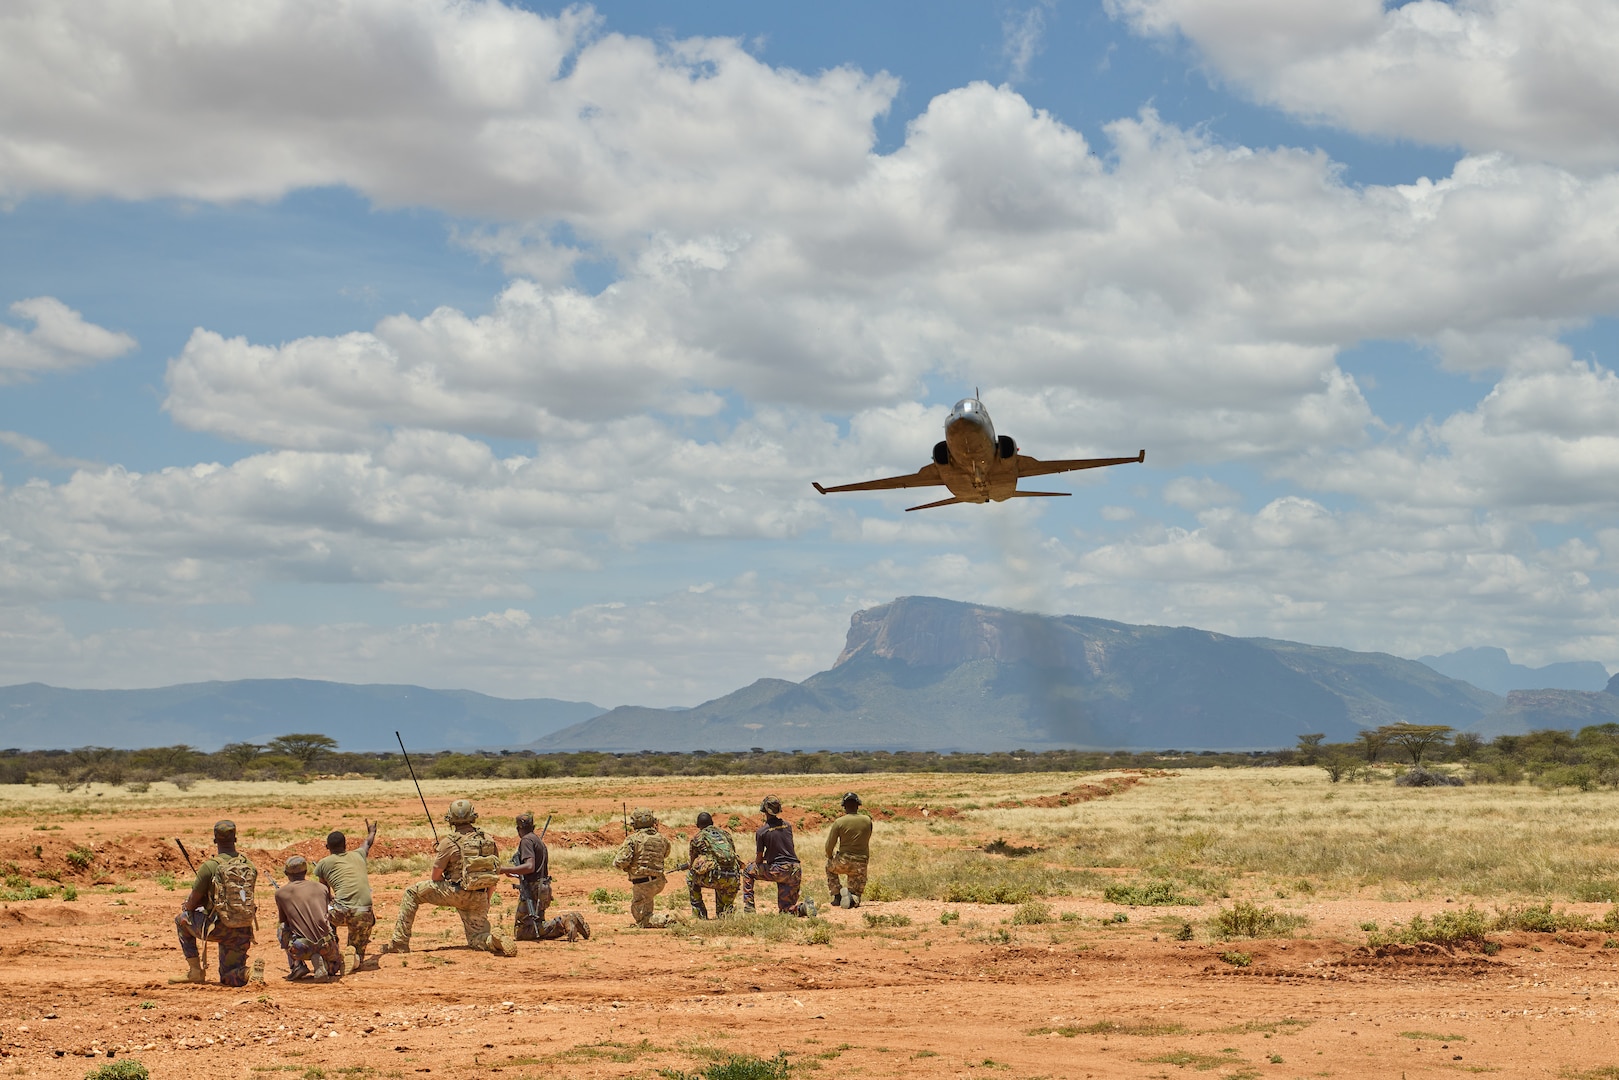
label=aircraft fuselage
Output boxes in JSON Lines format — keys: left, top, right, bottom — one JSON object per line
{"left": 941, "top": 397, "right": 1017, "bottom": 502}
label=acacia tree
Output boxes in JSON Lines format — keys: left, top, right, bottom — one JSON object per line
{"left": 266, "top": 734, "right": 338, "bottom": 768}
{"left": 1357, "top": 728, "right": 1389, "bottom": 763}
{"left": 219, "top": 742, "right": 264, "bottom": 768}
{"left": 1296, "top": 733, "right": 1327, "bottom": 765}
{"left": 1379, "top": 723, "right": 1454, "bottom": 765}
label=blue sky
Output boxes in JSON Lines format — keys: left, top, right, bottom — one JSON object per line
{"left": 3, "top": 0, "right": 1619, "bottom": 705}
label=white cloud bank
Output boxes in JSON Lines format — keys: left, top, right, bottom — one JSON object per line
{"left": 1107, "top": 0, "right": 1619, "bottom": 169}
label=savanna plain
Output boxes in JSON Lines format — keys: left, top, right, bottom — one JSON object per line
{"left": 4, "top": 767, "right": 1619, "bottom": 1079}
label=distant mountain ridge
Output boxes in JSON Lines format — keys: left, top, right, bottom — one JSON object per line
{"left": 0, "top": 680, "right": 605, "bottom": 752}
{"left": 1418, "top": 646, "right": 1609, "bottom": 696}
{"left": 532, "top": 596, "right": 1507, "bottom": 752}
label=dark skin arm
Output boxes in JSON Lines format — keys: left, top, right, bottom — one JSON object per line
{"left": 499, "top": 831, "right": 536, "bottom": 877}
{"left": 358, "top": 819, "right": 379, "bottom": 859}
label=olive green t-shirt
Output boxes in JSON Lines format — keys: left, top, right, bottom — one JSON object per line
{"left": 313, "top": 850, "right": 372, "bottom": 909}
{"left": 825, "top": 813, "right": 873, "bottom": 859}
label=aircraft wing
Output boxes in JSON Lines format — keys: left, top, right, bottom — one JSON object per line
{"left": 813, "top": 463, "right": 945, "bottom": 494}
{"left": 1015, "top": 449, "right": 1145, "bottom": 478}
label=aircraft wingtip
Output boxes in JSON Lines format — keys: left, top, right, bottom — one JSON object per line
{"left": 1137, "top": 449, "right": 1146, "bottom": 463}
{"left": 812, "top": 482, "right": 827, "bottom": 494}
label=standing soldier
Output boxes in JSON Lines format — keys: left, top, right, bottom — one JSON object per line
{"left": 172, "top": 819, "right": 257, "bottom": 986}
{"left": 314, "top": 821, "right": 378, "bottom": 974}
{"left": 684, "top": 811, "right": 742, "bottom": 919}
{"left": 611, "top": 807, "right": 675, "bottom": 927}
{"left": 497, "top": 811, "right": 589, "bottom": 941}
{"left": 378, "top": 799, "right": 516, "bottom": 957}
{"left": 276, "top": 855, "right": 342, "bottom": 980}
{"left": 825, "top": 792, "right": 873, "bottom": 908}
{"left": 742, "top": 796, "right": 810, "bottom": 916}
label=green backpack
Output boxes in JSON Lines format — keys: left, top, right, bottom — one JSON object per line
{"left": 208, "top": 853, "right": 258, "bottom": 929}
{"left": 705, "top": 828, "right": 740, "bottom": 873}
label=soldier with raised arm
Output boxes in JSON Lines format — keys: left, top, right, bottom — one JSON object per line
{"left": 313, "top": 820, "right": 378, "bottom": 973}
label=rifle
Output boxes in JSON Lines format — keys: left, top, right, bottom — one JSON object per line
{"left": 173, "top": 838, "right": 206, "bottom": 977}
{"left": 395, "top": 731, "right": 438, "bottom": 842}
{"left": 622, "top": 802, "right": 628, "bottom": 834}
{"left": 511, "top": 814, "right": 554, "bottom": 937}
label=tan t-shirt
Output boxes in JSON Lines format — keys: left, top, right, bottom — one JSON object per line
{"left": 275, "top": 878, "right": 332, "bottom": 943}
{"left": 825, "top": 813, "right": 873, "bottom": 859}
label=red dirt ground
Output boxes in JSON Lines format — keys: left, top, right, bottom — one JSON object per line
{"left": 2, "top": 782, "right": 1616, "bottom": 1079}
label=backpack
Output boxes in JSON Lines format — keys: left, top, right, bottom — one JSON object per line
{"left": 209, "top": 853, "right": 258, "bottom": 929}
{"left": 454, "top": 828, "right": 500, "bottom": 891}
{"left": 704, "top": 828, "right": 740, "bottom": 873}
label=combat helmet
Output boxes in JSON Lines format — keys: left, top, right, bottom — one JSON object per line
{"left": 760, "top": 795, "right": 782, "bottom": 815}
{"left": 445, "top": 798, "right": 479, "bottom": 825}
{"left": 629, "top": 807, "right": 656, "bottom": 829}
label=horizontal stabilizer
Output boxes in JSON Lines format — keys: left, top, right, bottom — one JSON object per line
{"left": 905, "top": 496, "right": 966, "bottom": 512}
{"left": 1010, "top": 491, "right": 1072, "bottom": 498}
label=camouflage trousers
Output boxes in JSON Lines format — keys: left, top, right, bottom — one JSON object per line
{"left": 630, "top": 874, "right": 669, "bottom": 927}
{"left": 825, "top": 853, "right": 869, "bottom": 899}
{"left": 174, "top": 910, "right": 255, "bottom": 987}
{"left": 328, "top": 902, "right": 375, "bottom": 957}
{"left": 687, "top": 868, "right": 740, "bottom": 919}
{"left": 514, "top": 880, "right": 568, "bottom": 940}
{"left": 742, "top": 861, "right": 801, "bottom": 913}
{"left": 388, "top": 881, "right": 507, "bottom": 954}
{"left": 278, "top": 922, "right": 341, "bottom": 977}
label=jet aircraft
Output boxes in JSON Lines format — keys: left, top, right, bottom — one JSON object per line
{"left": 813, "top": 395, "right": 1144, "bottom": 511}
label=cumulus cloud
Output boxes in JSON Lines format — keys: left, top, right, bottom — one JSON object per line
{"left": 0, "top": 297, "right": 136, "bottom": 382}
{"left": 1107, "top": 0, "right": 1619, "bottom": 170}
{"left": 0, "top": 0, "right": 894, "bottom": 223}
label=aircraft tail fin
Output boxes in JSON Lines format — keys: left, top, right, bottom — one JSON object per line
{"left": 1010, "top": 491, "right": 1072, "bottom": 498}
{"left": 905, "top": 496, "right": 966, "bottom": 512}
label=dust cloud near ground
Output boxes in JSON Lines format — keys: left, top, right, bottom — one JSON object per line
{"left": 1, "top": 769, "right": 1616, "bottom": 1078}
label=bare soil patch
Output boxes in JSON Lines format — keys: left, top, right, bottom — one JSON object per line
{"left": 1, "top": 769, "right": 1617, "bottom": 1078}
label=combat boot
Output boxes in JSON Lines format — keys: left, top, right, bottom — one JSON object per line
{"left": 377, "top": 940, "right": 409, "bottom": 955}
{"left": 343, "top": 947, "right": 359, "bottom": 976}
{"left": 838, "top": 887, "right": 852, "bottom": 908}
{"left": 848, "top": 894, "right": 861, "bottom": 909}
{"left": 570, "top": 912, "right": 591, "bottom": 940}
{"left": 488, "top": 932, "right": 518, "bottom": 957}
{"left": 170, "top": 956, "right": 205, "bottom": 984}
{"left": 310, "top": 955, "right": 328, "bottom": 979}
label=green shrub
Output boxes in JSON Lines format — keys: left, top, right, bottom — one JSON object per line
{"left": 1217, "top": 950, "right": 1252, "bottom": 967}
{"left": 862, "top": 912, "right": 912, "bottom": 928}
{"left": 802, "top": 922, "right": 833, "bottom": 946}
{"left": 62, "top": 885, "right": 78, "bottom": 901}
{"left": 1011, "top": 901, "right": 1052, "bottom": 925}
{"left": 864, "top": 842, "right": 1095, "bottom": 904}
{"left": 1210, "top": 900, "right": 1307, "bottom": 940}
{"left": 1367, "top": 906, "right": 1490, "bottom": 949}
{"left": 1173, "top": 921, "right": 1194, "bottom": 941}
{"left": 0, "top": 885, "right": 57, "bottom": 902}
{"left": 939, "top": 909, "right": 960, "bottom": 925}
{"left": 66, "top": 847, "right": 95, "bottom": 870}
{"left": 85, "top": 1062, "right": 149, "bottom": 1080}
{"left": 1491, "top": 903, "right": 1592, "bottom": 934}
{"left": 1103, "top": 879, "right": 1195, "bottom": 906}
{"left": 156, "top": 872, "right": 176, "bottom": 891}
{"left": 660, "top": 1052, "right": 791, "bottom": 1080}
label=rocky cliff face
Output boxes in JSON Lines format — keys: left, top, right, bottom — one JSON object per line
{"left": 835, "top": 596, "right": 1114, "bottom": 670}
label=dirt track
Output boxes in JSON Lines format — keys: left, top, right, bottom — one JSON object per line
{"left": 2, "top": 776, "right": 1617, "bottom": 1079}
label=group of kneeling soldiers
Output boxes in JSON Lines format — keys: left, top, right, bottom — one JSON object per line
{"left": 172, "top": 791, "right": 874, "bottom": 985}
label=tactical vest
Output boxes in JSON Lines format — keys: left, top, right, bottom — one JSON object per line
{"left": 208, "top": 853, "right": 258, "bottom": 929}
{"left": 629, "top": 830, "right": 669, "bottom": 877}
{"left": 452, "top": 828, "right": 500, "bottom": 891}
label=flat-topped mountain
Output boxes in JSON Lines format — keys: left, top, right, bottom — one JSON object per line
{"left": 1418, "top": 646, "right": 1609, "bottom": 696}
{"left": 533, "top": 596, "right": 1505, "bottom": 752}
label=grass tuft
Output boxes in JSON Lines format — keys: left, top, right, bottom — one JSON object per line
{"left": 1028, "top": 1020, "right": 1186, "bottom": 1037}
{"left": 1103, "top": 879, "right": 1195, "bottom": 906}
{"left": 1209, "top": 900, "right": 1307, "bottom": 939}
{"left": 661, "top": 1051, "right": 791, "bottom": 1080}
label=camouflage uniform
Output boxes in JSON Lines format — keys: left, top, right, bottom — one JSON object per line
{"left": 382, "top": 802, "right": 515, "bottom": 956}
{"left": 685, "top": 824, "right": 742, "bottom": 919}
{"left": 612, "top": 809, "right": 674, "bottom": 927}
{"left": 824, "top": 801, "right": 873, "bottom": 905}
{"left": 173, "top": 849, "right": 257, "bottom": 986}
{"left": 742, "top": 801, "right": 803, "bottom": 914}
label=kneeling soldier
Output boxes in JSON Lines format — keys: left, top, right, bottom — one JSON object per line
{"left": 379, "top": 799, "right": 516, "bottom": 957}
{"left": 825, "top": 792, "right": 873, "bottom": 908}
{"left": 498, "top": 811, "right": 589, "bottom": 942}
{"left": 743, "top": 796, "right": 810, "bottom": 916}
{"left": 314, "top": 821, "right": 378, "bottom": 974}
{"left": 685, "top": 812, "right": 742, "bottom": 919}
{"left": 612, "top": 807, "right": 675, "bottom": 927}
{"left": 277, "top": 855, "right": 342, "bottom": 980}
{"left": 172, "top": 819, "right": 257, "bottom": 986}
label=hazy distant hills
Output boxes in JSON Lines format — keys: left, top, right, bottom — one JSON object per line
{"left": 1418, "top": 646, "right": 1610, "bottom": 696}
{"left": 531, "top": 596, "right": 1508, "bottom": 752}
{"left": 0, "top": 680, "right": 604, "bottom": 752}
